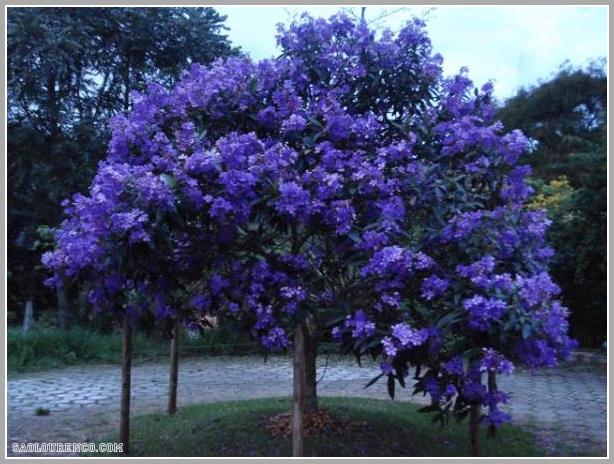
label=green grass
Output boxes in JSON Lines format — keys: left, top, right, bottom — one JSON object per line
{"left": 88, "top": 397, "right": 546, "bottom": 457}
{"left": 7, "top": 325, "right": 260, "bottom": 375}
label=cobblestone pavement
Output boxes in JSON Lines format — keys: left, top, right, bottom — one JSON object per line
{"left": 6, "top": 356, "right": 607, "bottom": 456}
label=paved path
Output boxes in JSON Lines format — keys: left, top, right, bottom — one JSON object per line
{"left": 7, "top": 356, "right": 607, "bottom": 456}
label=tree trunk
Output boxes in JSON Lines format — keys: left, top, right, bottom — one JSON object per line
{"left": 46, "top": 71, "right": 59, "bottom": 138}
{"left": 487, "top": 371, "right": 498, "bottom": 437}
{"left": 167, "top": 319, "right": 180, "bottom": 415}
{"left": 56, "top": 285, "right": 70, "bottom": 330}
{"left": 23, "top": 300, "right": 34, "bottom": 333}
{"left": 469, "top": 403, "right": 481, "bottom": 457}
{"left": 78, "top": 287, "right": 88, "bottom": 322}
{"left": 292, "top": 323, "right": 306, "bottom": 457}
{"left": 304, "top": 331, "right": 318, "bottom": 415}
{"left": 123, "top": 63, "right": 131, "bottom": 112}
{"left": 120, "top": 313, "right": 133, "bottom": 454}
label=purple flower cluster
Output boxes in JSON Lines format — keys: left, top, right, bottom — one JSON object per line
{"left": 443, "top": 356, "right": 465, "bottom": 376}
{"left": 343, "top": 310, "right": 376, "bottom": 338}
{"left": 421, "top": 275, "right": 450, "bottom": 300}
{"left": 479, "top": 348, "right": 515, "bottom": 375}
{"left": 381, "top": 323, "right": 429, "bottom": 357}
{"left": 463, "top": 295, "right": 507, "bottom": 331}
{"left": 361, "top": 246, "right": 433, "bottom": 278}
{"left": 261, "top": 327, "right": 290, "bottom": 351}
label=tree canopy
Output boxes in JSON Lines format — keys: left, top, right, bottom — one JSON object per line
{"left": 43, "top": 13, "right": 577, "bottom": 432}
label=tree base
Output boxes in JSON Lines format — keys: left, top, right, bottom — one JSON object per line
{"left": 266, "top": 409, "right": 348, "bottom": 438}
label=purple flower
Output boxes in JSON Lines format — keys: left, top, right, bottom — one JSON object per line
{"left": 425, "top": 378, "right": 441, "bottom": 402}
{"left": 391, "top": 323, "right": 429, "bottom": 348}
{"left": 442, "top": 211, "right": 484, "bottom": 242}
{"left": 456, "top": 255, "right": 496, "bottom": 280}
{"left": 228, "top": 302, "right": 240, "bottom": 315}
{"left": 421, "top": 275, "right": 450, "bottom": 300}
{"left": 483, "top": 408, "right": 512, "bottom": 428}
{"left": 516, "top": 272, "right": 561, "bottom": 308}
{"left": 154, "top": 294, "right": 175, "bottom": 320}
{"left": 359, "top": 231, "right": 388, "bottom": 250}
{"left": 380, "top": 362, "right": 393, "bottom": 375}
{"left": 344, "top": 309, "right": 376, "bottom": 338}
{"left": 463, "top": 295, "right": 507, "bottom": 330}
{"left": 501, "top": 129, "right": 528, "bottom": 165}
{"left": 280, "top": 285, "right": 306, "bottom": 313}
{"left": 443, "top": 356, "right": 464, "bottom": 376}
{"left": 191, "top": 294, "right": 211, "bottom": 312}
{"left": 281, "top": 114, "right": 307, "bottom": 133}
{"left": 380, "top": 292, "right": 401, "bottom": 308}
{"left": 210, "top": 197, "right": 234, "bottom": 221}
{"left": 261, "top": 327, "right": 289, "bottom": 351}
{"left": 461, "top": 380, "right": 487, "bottom": 403}
{"left": 483, "top": 389, "right": 509, "bottom": 409}
{"left": 325, "top": 200, "right": 355, "bottom": 235}
{"left": 326, "top": 114, "right": 353, "bottom": 142}
{"left": 444, "top": 383, "right": 458, "bottom": 397}
{"left": 361, "top": 246, "right": 432, "bottom": 278}
{"left": 275, "top": 181, "right": 311, "bottom": 216}
{"left": 382, "top": 337, "right": 398, "bottom": 357}
{"left": 480, "top": 348, "right": 515, "bottom": 374}
{"left": 500, "top": 165, "right": 533, "bottom": 201}
{"left": 514, "top": 338, "right": 559, "bottom": 369}
{"left": 210, "top": 274, "right": 230, "bottom": 296}
{"left": 377, "top": 196, "right": 406, "bottom": 232}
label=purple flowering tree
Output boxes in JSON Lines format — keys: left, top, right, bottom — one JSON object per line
{"left": 44, "top": 12, "right": 576, "bottom": 457}
{"left": 42, "top": 160, "right": 221, "bottom": 451}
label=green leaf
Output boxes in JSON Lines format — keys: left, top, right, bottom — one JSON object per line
{"left": 324, "top": 314, "right": 347, "bottom": 328}
{"left": 364, "top": 372, "right": 384, "bottom": 389}
{"left": 387, "top": 375, "right": 395, "bottom": 400}
{"left": 436, "top": 310, "right": 463, "bottom": 329}
{"left": 160, "top": 173, "right": 176, "bottom": 189}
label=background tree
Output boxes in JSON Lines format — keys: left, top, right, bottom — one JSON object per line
{"left": 7, "top": 6, "right": 237, "bottom": 328}
{"left": 497, "top": 61, "right": 606, "bottom": 179}
{"left": 498, "top": 63, "right": 607, "bottom": 346}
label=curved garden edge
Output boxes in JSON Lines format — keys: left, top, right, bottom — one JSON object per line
{"left": 83, "top": 397, "right": 603, "bottom": 458}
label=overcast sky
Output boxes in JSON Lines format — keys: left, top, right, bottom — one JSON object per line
{"left": 215, "top": 5, "right": 608, "bottom": 100}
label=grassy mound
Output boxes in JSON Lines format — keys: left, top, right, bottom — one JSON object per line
{"left": 89, "top": 397, "right": 544, "bottom": 457}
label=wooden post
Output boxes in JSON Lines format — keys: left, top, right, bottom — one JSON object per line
{"left": 120, "top": 313, "right": 133, "bottom": 454}
{"left": 78, "top": 286, "right": 88, "bottom": 321}
{"left": 487, "top": 371, "right": 498, "bottom": 437}
{"left": 469, "top": 403, "right": 481, "bottom": 457}
{"left": 56, "top": 285, "right": 70, "bottom": 330}
{"left": 292, "top": 323, "right": 306, "bottom": 457}
{"left": 23, "top": 270, "right": 36, "bottom": 333}
{"left": 304, "top": 319, "right": 318, "bottom": 415}
{"left": 167, "top": 318, "right": 180, "bottom": 415}
{"left": 23, "top": 300, "right": 34, "bottom": 333}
